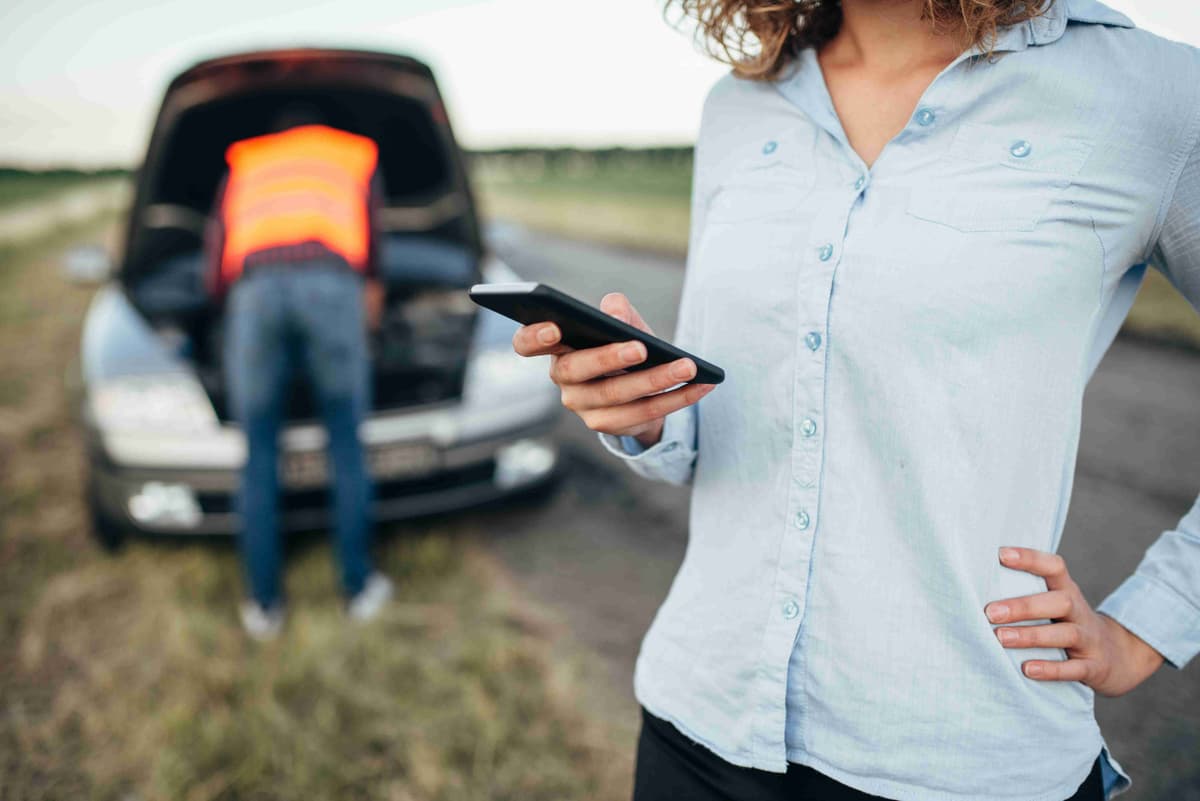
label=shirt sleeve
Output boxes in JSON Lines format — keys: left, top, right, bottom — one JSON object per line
{"left": 594, "top": 92, "right": 718, "bottom": 487}
{"left": 1096, "top": 135, "right": 1200, "bottom": 670}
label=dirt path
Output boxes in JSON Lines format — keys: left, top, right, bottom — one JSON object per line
{"left": 483, "top": 225, "right": 1200, "bottom": 801}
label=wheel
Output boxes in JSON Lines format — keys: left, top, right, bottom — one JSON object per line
{"left": 86, "top": 479, "right": 127, "bottom": 553}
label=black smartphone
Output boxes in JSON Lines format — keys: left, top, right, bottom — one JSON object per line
{"left": 468, "top": 282, "right": 725, "bottom": 385}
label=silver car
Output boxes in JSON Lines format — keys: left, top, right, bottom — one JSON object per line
{"left": 71, "top": 48, "right": 560, "bottom": 549}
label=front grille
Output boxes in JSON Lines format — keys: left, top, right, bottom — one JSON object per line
{"left": 197, "top": 459, "right": 495, "bottom": 515}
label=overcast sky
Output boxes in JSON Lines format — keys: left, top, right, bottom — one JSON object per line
{"left": 2, "top": 0, "right": 1198, "bottom": 167}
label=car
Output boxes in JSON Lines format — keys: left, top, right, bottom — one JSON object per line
{"left": 68, "top": 48, "right": 561, "bottom": 550}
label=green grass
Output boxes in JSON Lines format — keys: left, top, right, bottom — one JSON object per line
{"left": 0, "top": 168, "right": 127, "bottom": 209}
{"left": 0, "top": 211, "right": 628, "bottom": 801}
{"left": 472, "top": 157, "right": 1200, "bottom": 350}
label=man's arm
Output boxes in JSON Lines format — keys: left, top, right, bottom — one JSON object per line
{"left": 364, "top": 171, "right": 386, "bottom": 330}
{"left": 204, "top": 174, "right": 229, "bottom": 300}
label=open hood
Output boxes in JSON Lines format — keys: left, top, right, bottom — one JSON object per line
{"left": 119, "top": 47, "right": 483, "bottom": 292}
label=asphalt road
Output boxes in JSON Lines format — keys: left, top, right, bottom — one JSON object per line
{"left": 474, "top": 225, "right": 1200, "bottom": 800}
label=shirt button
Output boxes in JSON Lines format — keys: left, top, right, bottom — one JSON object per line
{"left": 800, "top": 417, "right": 817, "bottom": 437}
{"left": 805, "top": 331, "right": 822, "bottom": 351}
{"left": 782, "top": 599, "right": 800, "bottom": 620}
{"left": 795, "top": 510, "right": 811, "bottom": 530}
{"left": 763, "top": 140, "right": 778, "bottom": 155}
{"left": 853, "top": 175, "right": 866, "bottom": 191}
{"left": 817, "top": 243, "right": 834, "bottom": 261}
{"left": 915, "top": 107, "right": 936, "bottom": 126}
{"left": 1010, "top": 139, "right": 1032, "bottom": 158}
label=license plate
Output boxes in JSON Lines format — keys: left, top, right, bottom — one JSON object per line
{"left": 282, "top": 442, "right": 437, "bottom": 487}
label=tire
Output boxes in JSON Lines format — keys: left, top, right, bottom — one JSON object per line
{"left": 86, "top": 479, "right": 127, "bottom": 553}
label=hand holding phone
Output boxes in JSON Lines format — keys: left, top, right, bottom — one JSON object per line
{"left": 504, "top": 290, "right": 717, "bottom": 449}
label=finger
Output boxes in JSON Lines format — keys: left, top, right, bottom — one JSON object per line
{"left": 563, "top": 358, "right": 698, "bottom": 411}
{"left": 1022, "top": 658, "right": 1096, "bottom": 682}
{"left": 580, "top": 382, "right": 715, "bottom": 433}
{"left": 994, "top": 622, "right": 1083, "bottom": 650}
{"left": 513, "top": 323, "right": 570, "bottom": 357}
{"left": 599, "top": 292, "right": 653, "bottom": 334}
{"left": 998, "top": 547, "right": 1072, "bottom": 591}
{"left": 551, "top": 340, "right": 648, "bottom": 385}
{"left": 985, "top": 589, "right": 1073, "bottom": 624}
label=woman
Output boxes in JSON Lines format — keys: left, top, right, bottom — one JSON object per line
{"left": 513, "top": 0, "right": 1199, "bottom": 798}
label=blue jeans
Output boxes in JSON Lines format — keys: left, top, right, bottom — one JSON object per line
{"left": 224, "top": 263, "right": 373, "bottom": 608}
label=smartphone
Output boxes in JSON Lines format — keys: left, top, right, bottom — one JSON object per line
{"left": 468, "top": 282, "right": 724, "bottom": 385}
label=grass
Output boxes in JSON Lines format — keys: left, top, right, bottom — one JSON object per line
{"left": 0, "top": 206, "right": 627, "bottom": 799}
{"left": 472, "top": 157, "right": 1200, "bottom": 349}
{"left": 0, "top": 170, "right": 127, "bottom": 210}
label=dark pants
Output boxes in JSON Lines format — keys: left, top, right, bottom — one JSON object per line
{"left": 633, "top": 708, "right": 1105, "bottom": 801}
{"left": 225, "top": 263, "right": 373, "bottom": 608}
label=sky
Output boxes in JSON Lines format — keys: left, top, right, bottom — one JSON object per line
{"left": 2, "top": 0, "right": 1198, "bottom": 167}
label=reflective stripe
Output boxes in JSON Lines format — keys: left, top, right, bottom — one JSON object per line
{"left": 220, "top": 125, "right": 377, "bottom": 283}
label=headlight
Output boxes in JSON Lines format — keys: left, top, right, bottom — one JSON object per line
{"left": 88, "top": 374, "right": 218, "bottom": 433}
{"left": 465, "top": 348, "right": 551, "bottom": 401}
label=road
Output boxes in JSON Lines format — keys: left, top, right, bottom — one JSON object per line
{"left": 474, "top": 225, "right": 1200, "bottom": 800}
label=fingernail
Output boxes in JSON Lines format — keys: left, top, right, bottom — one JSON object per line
{"left": 1025, "top": 663, "right": 1044, "bottom": 678}
{"left": 537, "top": 326, "right": 558, "bottom": 345}
{"left": 999, "top": 548, "right": 1020, "bottom": 564}
{"left": 997, "top": 628, "right": 1018, "bottom": 644}
{"left": 670, "top": 359, "right": 694, "bottom": 380}
{"left": 986, "top": 603, "right": 1008, "bottom": 623}
{"left": 620, "top": 342, "right": 645, "bottom": 364}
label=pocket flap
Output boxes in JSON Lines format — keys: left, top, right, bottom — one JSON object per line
{"left": 948, "top": 122, "right": 1093, "bottom": 178}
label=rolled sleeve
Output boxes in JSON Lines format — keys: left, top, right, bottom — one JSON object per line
{"left": 596, "top": 403, "right": 698, "bottom": 486}
{"left": 1098, "top": 496, "right": 1200, "bottom": 669}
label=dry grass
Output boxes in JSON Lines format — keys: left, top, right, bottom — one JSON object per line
{"left": 0, "top": 211, "right": 630, "bottom": 800}
{"left": 476, "top": 187, "right": 690, "bottom": 255}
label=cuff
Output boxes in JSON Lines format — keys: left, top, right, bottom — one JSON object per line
{"left": 1097, "top": 573, "right": 1200, "bottom": 669}
{"left": 595, "top": 403, "right": 698, "bottom": 486}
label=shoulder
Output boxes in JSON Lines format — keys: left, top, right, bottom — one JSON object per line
{"left": 695, "top": 69, "right": 811, "bottom": 161}
{"left": 1055, "top": 1, "right": 1200, "bottom": 88}
{"left": 699, "top": 69, "right": 806, "bottom": 117}
{"left": 1025, "top": 3, "right": 1200, "bottom": 150}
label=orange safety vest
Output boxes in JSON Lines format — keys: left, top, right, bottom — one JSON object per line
{"left": 219, "top": 124, "right": 378, "bottom": 284}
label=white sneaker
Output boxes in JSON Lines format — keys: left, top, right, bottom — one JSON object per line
{"left": 240, "top": 600, "right": 285, "bottom": 641}
{"left": 347, "top": 573, "right": 393, "bottom": 622}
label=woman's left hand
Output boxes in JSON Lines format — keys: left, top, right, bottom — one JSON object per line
{"left": 985, "top": 547, "right": 1165, "bottom": 697}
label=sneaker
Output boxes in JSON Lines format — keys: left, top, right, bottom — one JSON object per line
{"left": 240, "top": 600, "right": 285, "bottom": 641}
{"left": 347, "top": 573, "right": 393, "bottom": 622}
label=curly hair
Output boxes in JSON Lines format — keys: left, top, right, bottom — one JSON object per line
{"left": 666, "top": 0, "right": 1052, "bottom": 80}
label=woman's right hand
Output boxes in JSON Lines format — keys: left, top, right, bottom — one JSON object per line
{"left": 511, "top": 292, "right": 716, "bottom": 449}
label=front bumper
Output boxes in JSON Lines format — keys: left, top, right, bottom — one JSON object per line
{"left": 89, "top": 394, "right": 561, "bottom": 536}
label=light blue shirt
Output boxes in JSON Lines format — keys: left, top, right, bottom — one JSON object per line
{"left": 599, "top": 2, "right": 1200, "bottom": 799}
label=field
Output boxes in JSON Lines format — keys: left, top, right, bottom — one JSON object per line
{"left": 472, "top": 151, "right": 1200, "bottom": 349}
{"left": 0, "top": 184, "right": 627, "bottom": 800}
{"left": 0, "top": 168, "right": 127, "bottom": 210}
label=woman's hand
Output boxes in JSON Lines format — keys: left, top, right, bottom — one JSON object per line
{"left": 985, "top": 547, "right": 1164, "bottom": 697}
{"left": 511, "top": 292, "right": 715, "bottom": 449}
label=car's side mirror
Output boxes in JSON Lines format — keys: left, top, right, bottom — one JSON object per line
{"left": 62, "top": 244, "right": 113, "bottom": 285}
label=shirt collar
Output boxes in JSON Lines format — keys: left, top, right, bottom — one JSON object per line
{"left": 775, "top": 0, "right": 1136, "bottom": 124}
{"left": 990, "top": 0, "right": 1135, "bottom": 53}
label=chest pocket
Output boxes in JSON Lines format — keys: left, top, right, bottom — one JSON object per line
{"left": 906, "top": 123, "right": 1094, "bottom": 232}
{"left": 703, "top": 133, "right": 816, "bottom": 225}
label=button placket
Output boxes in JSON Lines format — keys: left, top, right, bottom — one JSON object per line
{"left": 750, "top": 189, "right": 848, "bottom": 761}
